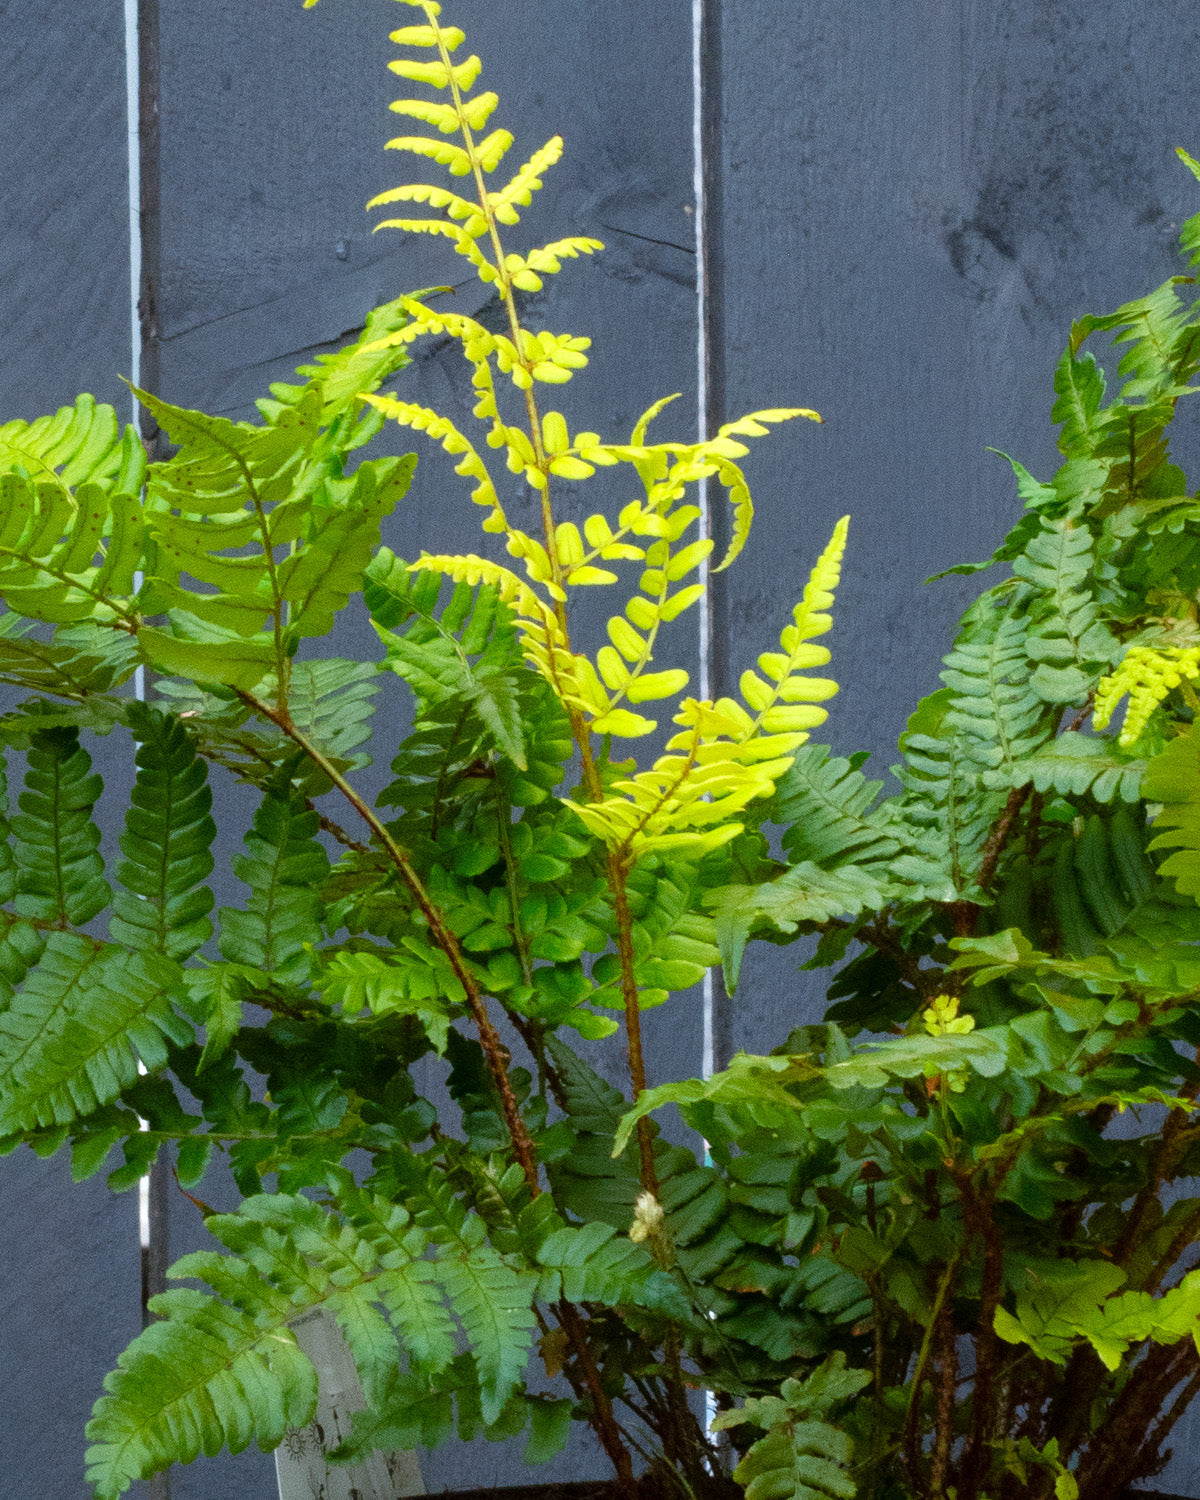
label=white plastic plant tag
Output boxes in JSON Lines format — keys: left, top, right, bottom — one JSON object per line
{"left": 274, "top": 1307, "right": 425, "bottom": 1500}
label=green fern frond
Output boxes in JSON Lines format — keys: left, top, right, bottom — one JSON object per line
{"left": 137, "top": 387, "right": 414, "bottom": 675}
{"left": 0, "top": 393, "right": 145, "bottom": 496}
{"left": 0, "top": 471, "right": 144, "bottom": 626}
{"left": 713, "top": 1354, "right": 869, "bottom": 1500}
{"left": 940, "top": 591, "right": 1051, "bottom": 773}
{"left": 319, "top": 950, "right": 458, "bottom": 1050}
{"left": 1013, "top": 520, "right": 1117, "bottom": 702}
{"left": 256, "top": 293, "right": 413, "bottom": 445}
{"left": 218, "top": 784, "right": 330, "bottom": 987}
{"left": 544, "top": 1038, "right": 737, "bottom": 1283}
{"left": 380, "top": 1151, "right": 538, "bottom": 1421}
{"left": 708, "top": 865, "right": 887, "bottom": 993}
{"left": 153, "top": 658, "right": 380, "bottom": 786}
{"left": 12, "top": 727, "right": 110, "bottom": 925}
{"left": 85, "top": 1244, "right": 319, "bottom": 1497}
{"left": 109, "top": 706, "right": 216, "bottom": 960}
{"left": 771, "top": 746, "right": 898, "bottom": 868}
{"left": 367, "top": 552, "right": 529, "bottom": 768}
{"left": 0, "top": 616, "right": 138, "bottom": 701}
{"left": 1052, "top": 348, "right": 1111, "bottom": 458}
{"left": 517, "top": 1199, "right": 688, "bottom": 1316}
{"left": 0, "top": 935, "right": 191, "bottom": 1134}
{"left": 987, "top": 731, "right": 1146, "bottom": 803}
{"left": 1143, "top": 722, "right": 1200, "bottom": 899}
{"left": 888, "top": 688, "right": 1004, "bottom": 900}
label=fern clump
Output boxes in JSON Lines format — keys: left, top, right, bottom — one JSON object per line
{"left": 626, "top": 149, "right": 1200, "bottom": 1500}
{"left": 0, "top": 4, "right": 858, "bottom": 1498}
{"left": 23, "top": 5, "right": 1200, "bottom": 1499}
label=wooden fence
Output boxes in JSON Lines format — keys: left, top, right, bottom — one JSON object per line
{"left": 2, "top": 0, "right": 1199, "bottom": 1493}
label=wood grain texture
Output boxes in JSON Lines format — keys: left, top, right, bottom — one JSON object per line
{"left": 0, "top": 4, "right": 146, "bottom": 1497}
{"left": 0, "top": 0, "right": 133, "bottom": 421}
{"left": 711, "top": 0, "right": 1200, "bottom": 1098}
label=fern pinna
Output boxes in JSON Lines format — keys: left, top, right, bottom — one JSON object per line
{"left": 0, "top": 2, "right": 852, "bottom": 1497}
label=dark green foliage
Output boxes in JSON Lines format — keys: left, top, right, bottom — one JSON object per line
{"left": 110, "top": 704, "right": 216, "bottom": 959}
{"left": 218, "top": 783, "right": 330, "bottom": 987}
{"left": 618, "top": 167, "right": 1200, "bottom": 1500}
{"left": 14, "top": 728, "right": 109, "bottom": 925}
{"left": 712, "top": 1356, "right": 870, "bottom": 1500}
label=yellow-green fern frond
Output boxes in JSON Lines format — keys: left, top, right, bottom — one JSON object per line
{"left": 706, "top": 409, "right": 821, "bottom": 569}
{"left": 368, "top": 217, "right": 494, "bottom": 281}
{"left": 1094, "top": 644, "right": 1200, "bottom": 745}
{"left": 736, "top": 514, "right": 848, "bottom": 748}
{"left": 487, "top": 139, "right": 564, "bottom": 224}
{"left": 384, "top": 134, "right": 474, "bottom": 177}
{"left": 389, "top": 23, "right": 466, "bottom": 53}
{"left": 568, "top": 710, "right": 784, "bottom": 860}
{"left": 568, "top": 519, "right": 849, "bottom": 861}
{"left": 387, "top": 54, "right": 482, "bottom": 93}
{"left": 408, "top": 552, "right": 552, "bottom": 628}
{"left": 631, "top": 394, "right": 683, "bottom": 445}
{"left": 362, "top": 394, "right": 508, "bottom": 533}
{"left": 503, "top": 238, "right": 605, "bottom": 293}
{"left": 367, "top": 181, "right": 485, "bottom": 235}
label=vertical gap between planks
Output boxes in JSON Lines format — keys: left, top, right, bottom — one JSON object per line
{"left": 695, "top": 0, "right": 728, "bottom": 1455}
{"left": 128, "top": 4, "right": 172, "bottom": 1497}
{"left": 694, "top": 0, "right": 716, "bottom": 1088}
{"left": 695, "top": 0, "right": 731, "bottom": 1092}
{"left": 126, "top": 17, "right": 172, "bottom": 1500}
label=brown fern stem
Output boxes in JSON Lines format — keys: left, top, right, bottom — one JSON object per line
{"left": 555, "top": 1301, "right": 640, "bottom": 1500}
{"left": 241, "top": 692, "right": 541, "bottom": 1196}
{"left": 608, "top": 850, "right": 658, "bottom": 1196}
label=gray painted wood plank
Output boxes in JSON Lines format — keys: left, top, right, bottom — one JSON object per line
{"left": 713, "top": 0, "right": 1200, "bottom": 1488}
{"left": 0, "top": 3, "right": 146, "bottom": 1496}
{"left": 151, "top": 1, "right": 696, "bottom": 1493}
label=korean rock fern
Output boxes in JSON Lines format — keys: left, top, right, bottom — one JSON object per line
{"left": 623, "top": 151, "right": 1200, "bottom": 1500}
{"left": 0, "top": 4, "right": 850, "bottom": 1498}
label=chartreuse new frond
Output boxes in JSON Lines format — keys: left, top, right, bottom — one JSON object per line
{"left": 569, "top": 518, "right": 848, "bottom": 860}
{"left": 1095, "top": 644, "right": 1200, "bottom": 746}
{"left": 0, "top": 393, "right": 145, "bottom": 496}
{"left": 0, "top": 394, "right": 145, "bottom": 630}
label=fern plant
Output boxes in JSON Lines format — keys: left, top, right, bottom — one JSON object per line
{"left": 24, "top": 6, "right": 1200, "bottom": 1499}
{"left": 0, "top": 4, "right": 856, "bottom": 1498}
{"left": 622, "top": 149, "right": 1200, "bottom": 1500}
